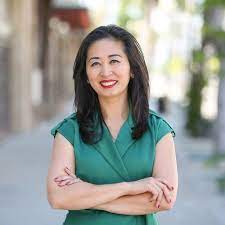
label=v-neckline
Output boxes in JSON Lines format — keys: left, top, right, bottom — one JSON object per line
{"left": 103, "top": 114, "right": 129, "bottom": 143}
{"left": 92, "top": 108, "right": 136, "bottom": 180}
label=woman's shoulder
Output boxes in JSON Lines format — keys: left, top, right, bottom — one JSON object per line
{"left": 148, "top": 109, "right": 176, "bottom": 143}
{"left": 64, "top": 112, "right": 77, "bottom": 122}
{"left": 149, "top": 109, "right": 161, "bottom": 119}
{"left": 148, "top": 109, "right": 167, "bottom": 121}
{"left": 52, "top": 112, "right": 77, "bottom": 128}
{"left": 50, "top": 112, "right": 78, "bottom": 145}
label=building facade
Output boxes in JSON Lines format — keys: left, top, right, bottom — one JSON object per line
{"left": 0, "top": 0, "right": 89, "bottom": 140}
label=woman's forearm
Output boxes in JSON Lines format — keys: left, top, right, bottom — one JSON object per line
{"left": 93, "top": 192, "right": 175, "bottom": 215}
{"left": 49, "top": 166, "right": 177, "bottom": 212}
{"left": 48, "top": 180, "right": 130, "bottom": 210}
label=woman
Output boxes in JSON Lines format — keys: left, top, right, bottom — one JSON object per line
{"left": 47, "top": 25, "right": 178, "bottom": 225}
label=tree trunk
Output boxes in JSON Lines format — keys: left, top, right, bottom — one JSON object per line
{"left": 216, "top": 59, "right": 225, "bottom": 155}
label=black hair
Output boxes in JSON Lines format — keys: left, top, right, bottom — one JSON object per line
{"left": 73, "top": 24, "right": 150, "bottom": 144}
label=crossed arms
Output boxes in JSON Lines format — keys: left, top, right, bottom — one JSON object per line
{"left": 47, "top": 132, "right": 178, "bottom": 215}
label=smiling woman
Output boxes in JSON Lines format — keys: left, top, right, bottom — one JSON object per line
{"left": 86, "top": 38, "right": 131, "bottom": 102}
{"left": 47, "top": 25, "right": 178, "bottom": 225}
{"left": 73, "top": 25, "right": 150, "bottom": 143}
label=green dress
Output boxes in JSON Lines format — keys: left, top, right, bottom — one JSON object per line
{"left": 51, "top": 109, "right": 175, "bottom": 225}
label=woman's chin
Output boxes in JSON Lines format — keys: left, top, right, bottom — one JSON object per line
{"left": 98, "top": 92, "right": 125, "bottom": 99}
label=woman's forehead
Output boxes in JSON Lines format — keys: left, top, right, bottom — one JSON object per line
{"left": 87, "top": 38, "right": 126, "bottom": 59}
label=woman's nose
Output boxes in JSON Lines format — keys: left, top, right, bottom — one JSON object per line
{"left": 100, "top": 64, "right": 112, "bottom": 77}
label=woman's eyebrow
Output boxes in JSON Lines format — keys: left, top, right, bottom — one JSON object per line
{"left": 88, "top": 54, "right": 122, "bottom": 62}
{"left": 88, "top": 57, "right": 100, "bottom": 62}
{"left": 109, "top": 54, "right": 122, "bottom": 58}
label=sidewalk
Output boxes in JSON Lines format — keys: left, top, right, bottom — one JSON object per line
{"left": 156, "top": 102, "right": 225, "bottom": 225}
{"left": 0, "top": 102, "right": 74, "bottom": 225}
{"left": 0, "top": 101, "right": 224, "bottom": 225}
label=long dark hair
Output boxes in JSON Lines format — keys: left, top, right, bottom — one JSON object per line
{"left": 73, "top": 25, "right": 150, "bottom": 144}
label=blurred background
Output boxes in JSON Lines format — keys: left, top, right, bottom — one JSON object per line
{"left": 0, "top": 0, "right": 225, "bottom": 224}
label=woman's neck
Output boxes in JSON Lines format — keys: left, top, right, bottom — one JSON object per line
{"left": 98, "top": 95, "right": 129, "bottom": 124}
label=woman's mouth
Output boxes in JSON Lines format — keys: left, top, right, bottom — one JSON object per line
{"left": 100, "top": 80, "right": 118, "bottom": 88}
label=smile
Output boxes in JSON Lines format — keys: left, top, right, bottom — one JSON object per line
{"left": 100, "top": 80, "right": 118, "bottom": 88}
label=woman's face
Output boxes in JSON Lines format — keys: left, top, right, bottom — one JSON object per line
{"left": 86, "top": 38, "right": 131, "bottom": 99}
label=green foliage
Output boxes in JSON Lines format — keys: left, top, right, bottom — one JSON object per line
{"left": 204, "top": 153, "right": 225, "bottom": 167}
{"left": 186, "top": 50, "right": 207, "bottom": 136}
{"left": 117, "top": 0, "right": 132, "bottom": 27}
{"left": 203, "top": 25, "right": 225, "bottom": 41}
{"left": 217, "top": 177, "right": 225, "bottom": 194}
{"left": 186, "top": 0, "right": 225, "bottom": 137}
{"left": 117, "top": 0, "right": 146, "bottom": 28}
{"left": 176, "top": 0, "right": 186, "bottom": 10}
{"left": 203, "top": 0, "right": 225, "bottom": 10}
{"left": 204, "top": 153, "right": 225, "bottom": 194}
{"left": 203, "top": 25, "right": 225, "bottom": 57}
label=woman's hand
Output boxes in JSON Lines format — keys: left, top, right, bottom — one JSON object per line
{"left": 129, "top": 177, "right": 173, "bottom": 208}
{"left": 54, "top": 167, "right": 81, "bottom": 187}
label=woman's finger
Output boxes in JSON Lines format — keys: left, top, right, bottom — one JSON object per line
{"left": 66, "top": 179, "right": 81, "bottom": 186}
{"left": 54, "top": 175, "right": 71, "bottom": 182}
{"left": 156, "top": 182, "right": 172, "bottom": 203}
{"left": 58, "top": 178, "right": 75, "bottom": 187}
{"left": 56, "top": 177, "right": 74, "bottom": 186}
{"left": 155, "top": 187, "right": 163, "bottom": 208}
{"left": 56, "top": 176, "right": 81, "bottom": 187}
{"left": 155, "top": 177, "right": 173, "bottom": 191}
{"left": 155, "top": 180, "right": 172, "bottom": 207}
{"left": 148, "top": 183, "right": 159, "bottom": 202}
{"left": 64, "top": 167, "right": 76, "bottom": 178}
{"left": 58, "top": 178, "right": 81, "bottom": 187}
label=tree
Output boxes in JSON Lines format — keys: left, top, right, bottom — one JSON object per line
{"left": 203, "top": 0, "right": 225, "bottom": 155}
{"left": 186, "top": 50, "right": 207, "bottom": 136}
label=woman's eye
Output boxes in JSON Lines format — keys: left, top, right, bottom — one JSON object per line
{"left": 91, "top": 62, "right": 100, "bottom": 67}
{"left": 110, "top": 59, "right": 119, "bottom": 64}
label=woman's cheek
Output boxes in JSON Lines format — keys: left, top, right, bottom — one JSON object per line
{"left": 89, "top": 81, "right": 100, "bottom": 94}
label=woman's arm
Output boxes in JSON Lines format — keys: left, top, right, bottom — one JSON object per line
{"left": 47, "top": 132, "right": 176, "bottom": 212}
{"left": 93, "top": 192, "right": 170, "bottom": 215}
{"left": 47, "top": 133, "right": 130, "bottom": 210}
{"left": 152, "top": 132, "right": 178, "bottom": 208}
{"left": 91, "top": 133, "right": 178, "bottom": 215}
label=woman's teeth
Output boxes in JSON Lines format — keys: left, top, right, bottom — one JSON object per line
{"left": 101, "top": 81, "right": 116, "bottom": 86}
{"left": 100, "top": 81, "right": 117, "bottom": 87}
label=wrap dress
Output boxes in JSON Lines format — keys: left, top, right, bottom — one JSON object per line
{"left": 50, "top": 109, "right": 175, "bottom": 225}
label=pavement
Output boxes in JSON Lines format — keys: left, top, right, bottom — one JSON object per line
{"left": 0, "top": 100, "right": 225, "bottom": 225}
{"left": 156, "top": 103, "right": 225, "bottom": 225}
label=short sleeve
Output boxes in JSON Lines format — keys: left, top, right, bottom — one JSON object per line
{"left": 50, "top": 118, "right": 75, "bottom": 146}
{"left": 156, "top": 118, "right": 175, "bottom": 144}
